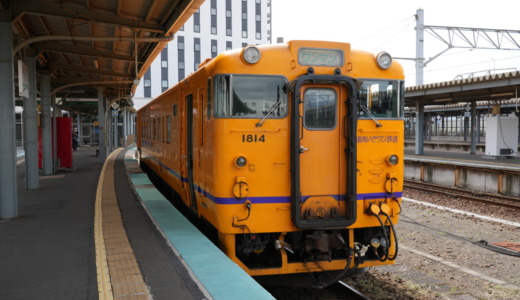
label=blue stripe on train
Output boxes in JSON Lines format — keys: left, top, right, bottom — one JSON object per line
{"left": 144, "top": 155, "right": 402, "bottom": 205}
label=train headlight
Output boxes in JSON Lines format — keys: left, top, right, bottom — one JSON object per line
{"left": 235, "top": 156, "right": 247, "bottom": 168}
{"left": 242, "top": 45, "right": 261, "bottom": 64}
{"left": 387, "top": 154, "right": 399, "bottom": 166}
{"left": 376, "top": 52, "right": 392, "bottom": 69}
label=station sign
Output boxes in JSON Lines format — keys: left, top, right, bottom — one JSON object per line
{"left": 17, "top": 60, "right": 29, "bottom": 98}
{"left": 63, "top": 101, "right": 97, "bottom": 107}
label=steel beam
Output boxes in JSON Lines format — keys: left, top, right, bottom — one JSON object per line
{"left": 470, "top": 102, "right": 477, "bottom": 154}
{"left": 97, "top": 86, "right": 107, "bottom": 160}
{"left": 41, "top": 72, "right": 53, "bottom": 175}
{"left": 415, "top": 9, "right": 425, "bottom": 86}
{"left": 122, "top": 110, "right": 128, "bottom": 147}
{"left": 23, "top": 55, "right": 39, "bottom": 189}
{"left": 415, "top": 101, "right": 425, "bottom": 155}
{"left": 48, "top": 63, "right": 133, "bottom": 78}
{"left": 0, "top": 14, "right": 18, "bottom": 219}
{"left": 12, "top": 0, "right": 165, "bottom": 33}
{"left": 35, "top": 42, "right": 138, "bottom": 62}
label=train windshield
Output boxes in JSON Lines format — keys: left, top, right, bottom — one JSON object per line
{"left": 214, "top": 75, "right": 288, "bottom": 118}
{"left": 358, "top": 80, "right": 403, "bottom": 118}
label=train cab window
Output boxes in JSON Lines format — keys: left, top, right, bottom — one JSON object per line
{"left": 358, "top": 80, "right": 403, "bottom": 118}
{"left": 214, "top": 75, "right": 287, "bottom": 118}
{"left": 303, "top": 88, "right": 337, "bottom": 130}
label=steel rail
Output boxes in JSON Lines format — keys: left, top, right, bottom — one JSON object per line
{"left": 335, "top": 281, "right": 373, "bottom": 300}
{"left": 404, "top": 180, "right": 520, "bottom": 210}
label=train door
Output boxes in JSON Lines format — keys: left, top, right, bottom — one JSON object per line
{"left": 300, "top": 85, "right": 343, "bottom": 215}
{"left": 290, "top": 78, "right": 357, "bottom": 229}
{"left": 186, "top": 94, "right": 197, "bottom": 210}
{"left": 196, "top": 88, "right": 205, "bottom": 202}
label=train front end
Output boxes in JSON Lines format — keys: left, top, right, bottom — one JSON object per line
{"left": 207, "top": 41, "right": 404, "bottom": 282}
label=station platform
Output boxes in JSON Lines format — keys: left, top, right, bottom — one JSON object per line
{"left": 405, "top": 147, "right": 520, "bottom": 168}
{"left": 0, "top": 146, "right": 274, "bottom": 300}
{"left": 404, "top": 146, "right": 520, "bottom": 197}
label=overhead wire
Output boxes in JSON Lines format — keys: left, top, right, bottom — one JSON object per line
{"left": 405, "top": 54, "right": 520, "bottom": 81}
{"left": 354, "top": 15, "right": 416, "bottom": 46}
{"left": 374, "top": 19, "right": 416, "bottom": 50}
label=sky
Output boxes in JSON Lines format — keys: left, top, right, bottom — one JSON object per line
{"left": 270, "top": 0, "right": 520, "bottom": 86}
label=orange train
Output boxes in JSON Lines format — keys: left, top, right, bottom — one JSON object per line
{"left": 137, "top": 40, "right": 404, "bottom": 286}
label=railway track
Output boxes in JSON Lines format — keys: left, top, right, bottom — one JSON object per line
{"left": 265, "top": 281, "right": 372, "bottom": 300}
{"left": 404, "top": 180, "right": 520, "bottom": 210}
{"left": 333, "top": 281, "right": 373, "bottom": 300}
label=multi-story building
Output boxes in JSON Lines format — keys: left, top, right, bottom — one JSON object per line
{"left": 133, "top": 0, "right": 272, "bottom": 107}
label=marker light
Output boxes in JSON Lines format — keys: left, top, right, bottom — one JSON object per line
{"left": 387, "top": 154, "right": 399, "bottom": 166}
{"left": 376, "top": 52, "right": 392, "bottom": 69}
{"left": 370, "top": 238, "right": 381, "bottom": 248}
{"left": 235, "top": 156, "right": 247, "bottom": 167}
{"left": 242, "top": 45, "right": 261, "bottom": 64}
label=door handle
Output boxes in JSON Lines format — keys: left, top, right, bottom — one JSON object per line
{"left": 299, "top": 146, "right": 310, "bottom": 153}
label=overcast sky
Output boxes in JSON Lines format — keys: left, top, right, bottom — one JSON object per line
{"left": 271, "top": 0, "right": 520, "bottom": 86}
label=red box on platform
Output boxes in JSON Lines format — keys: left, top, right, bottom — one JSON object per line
{"left": 38, "top": 117, "right": 73, "bottom": 169}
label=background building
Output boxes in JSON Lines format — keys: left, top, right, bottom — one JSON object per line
{"left": 133, "top": 0, "right": 272, "bottom": 108}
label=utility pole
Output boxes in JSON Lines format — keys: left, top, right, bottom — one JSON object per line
{"left": 415, "top": 8, "right": 425, "bottom": 86}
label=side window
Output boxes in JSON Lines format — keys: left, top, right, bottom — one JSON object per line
{"left": 162, "top": 117, "right": 166, "bottom": 143}
{"left": 153, "top": 119, "right": 156, "bottom": 139}
{"left": 158, "top": 118, "right": 162, "bottom": 142}
{"left": 206, "top": 78, "right": 212, "bottom": 120}
{"left": 167, "top": 115, "right": 171, "bottom": 143}
{"left": 158, "top": 118, "right": 161, "bottom": 142}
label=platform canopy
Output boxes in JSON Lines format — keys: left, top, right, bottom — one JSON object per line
{"left": 405, "top": 71, "right": 520, "bottom": 107}
{"left": 6, "top": 0, "right": 203, "bottom": 114}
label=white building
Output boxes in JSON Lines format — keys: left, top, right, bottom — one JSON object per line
{"left": 133, "top": 0, "right": 272, "bottom": 109}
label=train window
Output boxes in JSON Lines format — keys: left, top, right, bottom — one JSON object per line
{"left": 173, "top": 104, "right": 178, "bottom": 117}
{"left": 358, "top": 80, "right": 402, "bottom": 118}
{"left": 153, "top": 119, "right": 156, "bottom": 139}
{"left": 159, "top": 118, "right": 162, "bottom": 142}
{"left": 214, "top": 75, "right": 287, "bottom": 118}
{"left": 303, "top": 88, "right": 337, "bottom": 130}
{"left": 206, "top": 78, "right": 212, "bottom": 120}
{"left": 167, "top": 115, "right": 171, "bottom": 143}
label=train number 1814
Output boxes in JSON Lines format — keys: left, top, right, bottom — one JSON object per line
{"left": 242, "top": 134, "right": 265, "bottom": 143}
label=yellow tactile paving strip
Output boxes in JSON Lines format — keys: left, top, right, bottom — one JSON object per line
{"left": 95, "top": 148, "right": 152, "bottom": 300}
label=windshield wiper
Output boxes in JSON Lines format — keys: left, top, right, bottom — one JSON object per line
{"left": 256, "top": 100, "right": 281, "bottom": 127}
{"left": 256, "top": 86, "right": 282, "bottom": 127}
{"left": 360, "top": 104, "right": 382, "bottom": 127}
